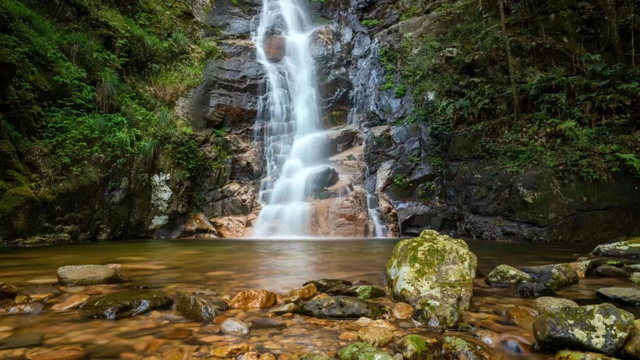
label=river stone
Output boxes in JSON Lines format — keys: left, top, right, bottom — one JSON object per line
{"left": 357, "top": 326, "right": 393, "bottom": 347}
{"left": 0, "top": 302, "right": 44, "bottom": 315}
{"left": 513, "top": 281, "right": 555, "bottom": 298}
{"left": 325, "top": 284, "right": 386, "bottom": 299}
{"left": 51, "top": 294, "right": 90, "bottom": 311}
{"left": 17, "top": 285, "right": 62, "bottom": 302}
{"left": 484, "top": 265, "right": 534, "bottom": 287}
{"left": 438, "top": 336, "right": 491, "bottom": 360}
{"left": 0, "top": 333, "right": 43, "bottom": 350}
{"left": 393, "top": 335, "right": 429, "bottom": 360}
{"left": 631, "top": 273, "right": 640, "bottom": 285}
{"left": 299, "top": 354, "right": 334, "bottom": 360}
{"left": 211, "top": 343, "right": 251, "bottom": 357}
{"left": 534, "top": 297, "right": 578, "bottom": 315}
{"left": 595, "top": 265, "right": 629, "bottom": 278}
{"left": 385, "top": 230, "right": 477, "bottom": 329}
{"left": 505, "top": 306, "right": 535, "bottom": 322}
{"left": 520, "top": 263, "right": 579, "bottom": 291}
{"left": 591, "top": 238, "right": 640, "bottom": 258}
{"left": 283, "top": 284, "right": 317, "bottom": 303}
{"left": 57, "top": 265, "right": 126, "bottom": 286}
{"left": 391, "top": 302, "right": 414, "bottom": 320}
{"left": 295, "top": 296, "right": 381, "bottom": 319}
{"left": 80, "top": 290, "right": 174, "bottom": 320}
{"left": 532, "top": 303, "right": 634, "bottom": 355}
{"left": 623, "top": 319, "right": 640, "bottom": 359}
{"left": 177, "top": 292, "right": 227, "bottom": 322}
{"left": 0, "top": 283, "right": 18, "bottom": 300}
{"left": 269, "top": 303, "right": 295, "bottom": 314}
{"left": 552, "top": 350, "right": 619, "bottom": 360}
{"left": 229, "top": 290, "right": 277, "bottom": 309}
{"left": 220, "top": 317, "right": 250, "bottom": 335}
{"left": 338, "top": 342, "right": 394, "bottom": 360}
{"left": 472, "top": 330, "right": 501, "bottom": 347}
{"left": 304, "top": 279, "right": 352, "bottom": 292}
{"left": 596, "top": 287, "right": 640, "bottom": 306}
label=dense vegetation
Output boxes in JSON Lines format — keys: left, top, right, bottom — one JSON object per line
{"left": 0, "top": 0, "right": 223, "bottom": 237}
{"left": 385, "top": 0, "right": 640, "bottom": 179}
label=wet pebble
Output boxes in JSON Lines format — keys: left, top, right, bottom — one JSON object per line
{"left": 221, "top": 318, "right": 250, "bottom": 336}
{"left": 163, "top": 328, "right": 193, "bottom": 340}
{"left": 391, "top": 302, "right": 413, "bottom": 320}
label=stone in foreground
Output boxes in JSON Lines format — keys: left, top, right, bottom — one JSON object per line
{"left": 177, "top": 292, "right": 227, "bottom": 322}
{"left": 393, "top": 335, "right": 429, "bottom": 360}
{"left": 591, "top": 238, "right": 640, "bottom": 258}
{"left": 229, "top": 290, "right": 277, "bottom": 309}
{"left": 484, "top": 264, "right": 533, "bottom": 287}
{"left": 596, "top": 287, "right": 640, "bottom": 306}
{"left": 552, "top": 350, "right": 618, "bottom": 360}
{"left": 80, "top": 290, "right": 173, "bottom": 320}
{"left": 57, "top": 265, "right": 126, "bottom": 286}
{"left": 385, "top": 230, "right": 477, "bottom": 329}
{"left": 338, "top": 342, "right": 394, "bottom": 360}
{"left": 534, "top": 297, "right": 578, "bottom": 315}
{"left": 295, "top": 296, "right": 381, "bottom": 319}
{"left": 532, "top": 303, "right": 634, "bottom": 355}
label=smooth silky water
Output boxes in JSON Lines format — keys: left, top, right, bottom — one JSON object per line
{"left": 0, "top": 239, "right": 631, "bottom": 359}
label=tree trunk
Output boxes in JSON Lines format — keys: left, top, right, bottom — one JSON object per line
{"left": 498, "top": 0, "right": 520, "bottom": 119}
{"left": 599, "top": 0, "right": 626, "bottom": 64}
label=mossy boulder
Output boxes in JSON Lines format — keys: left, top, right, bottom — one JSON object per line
{"left": 552, "top": 350, "right": 619, "bottom": 360}
{"left": 393, "top": 335, "right": 432, "bottom": 360}
{"left": 337, "top": 342, "right": 394, "bottom": 360}
{"left": 177, "top": 292, "right": 228, "bottom": 322}
{"left": 304, "top": 279, "right": 352, "bottom": 292}
{"left": 519, "top": 263, "right": 579, "bottom": 291}
{"left": 596, "top": 287, "right": 640, "bottom": 306}
{"left": 57, "top": 265, "right": 126, "bottom": 286}
{"left": 438, "top": 336, "right": 491, "bottom": 360}
{"left": 385, "top": 230, "right": 477, "bottom": 329}
{"left": 484, "top": 265, "right": 533, "bottom": 287}
{"left": 80, "top": 290, "right": 174, "bottom": 320}
{"left": 295, "top": 296, "right": 382, "bottom": 319}
{"left": 532, "top": 303, "right": 634, "bottom": 355}
{"left": 631, "top": 273, "right": 640, "bottom": 285}
{"left": 534, "top": 297, "right": 578, "bottom": 315}
{"left": 591, "top": 239, "right": 640, "bottom": 258}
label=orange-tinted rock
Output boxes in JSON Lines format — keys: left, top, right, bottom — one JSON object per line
{"left": 229, "top": 290, "right": 277, "bottom": 309}
{"left": 211, "top": 343, "right": 251, "bottom": 357}
{"left": 568, "top": 262, "right": 586, "bottom": 278}
{"left": 0, "top": 283, "right": 18, "bottom": 300}
{"left": 51, "top": 294, "right": 89, "bottom": 311}
{"left": 264, "top": 35, "right": 285, "bottom": 62}
{"left": 339, "top": 332, "right": 358, "bottom": 341}
{"left": 259, "top": 354, "right": 277, "bottom": 360}
{"left": 164, "top": 328, "right": 192, "bottom": 340}
{"left": 506, "top": 306, "right": 535, "bottom": 322}
{"left": 30, "top": 348, "right": 85, "bottom": 360}
{"left": 183, "top": 213, "right": 219, "bottom": 237}
{"left": 283, "top": 284, "right": 317, "bottom": 303}
{"left": 310, "top": 187, "right": 368, "bottom": 237}
{"left": 391, "top": 302, "right": 414, "bottom": 320}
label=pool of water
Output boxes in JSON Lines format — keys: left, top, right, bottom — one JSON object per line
{"left": 0, "top": 238, "right": 628, "bottom": 359}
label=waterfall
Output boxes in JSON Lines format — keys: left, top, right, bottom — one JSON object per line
{"left": 252, "top": 0, "right": 326, "bottom": 237}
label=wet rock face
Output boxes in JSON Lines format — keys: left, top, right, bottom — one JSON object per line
{"left": 177, "top": 292, "right": 227, "bottom": 322}
{"left": 532, "top": 303, "right": 634, "bottom": 355}
{"left": 484, "top": 265, "right": 534, "bottom": 287}
{"left": 80, "top": 290, "right": 174, "bottom": 320}
{"left": 56, "top": 265, "right": 126, "bottom": 286}
{"left": 264, "top": 35, "right": 285, "bottom": 62}
{"left": 294, "top": 296, "right": 382, "bottom": 319}
{"left": 385, "top": 230, "right": 477, "bottom": 329}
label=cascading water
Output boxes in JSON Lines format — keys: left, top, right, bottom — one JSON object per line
{"left": 252, "top": 0, "right": 329, "bottom": 237}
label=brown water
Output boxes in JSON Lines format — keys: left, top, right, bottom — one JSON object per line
{"left": 0, "top": 239, "right": 630, "bottom": 359}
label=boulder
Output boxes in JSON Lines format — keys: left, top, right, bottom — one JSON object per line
{"left": 57, "top": 265, "right": 126, "bottom": 286}
{"left": 595, "top": 265, "right": 629, "bottom": 278}
{"left": 623, "top": 319, "right": 640, "bottom": 359}
{"left": 229, "top": 290, "right": 277, "bottom": 309}
{"left": 552, "top": 350, "right": 618, "bottom": 360}
{"left": 264, "top": 35, "right": 285, "bottom": 62}
{"left": 357, "top": 326, "right": 393, "bottom": 347}
{"left": 484, "top": 265, "right": 534, "bottom": 287}
{"left": 393, "top": 335, "right": 429, "bottom": 360}
{"left": 534, "top": 297, "right": 578, "bottom": 315}
{"left": 177, "top": 292, "right": 227, "bottom": 322}
{"left": 295, "top": 296, "right": 382, "bottom": 319}
{"left": 519, "top": 263, "right": 579, "bottom": 291}
{"left": 596, "top": 287, "right": 640, "bottom": 306}
{"left": 532, "top": 303, "right": 634, "bottom": 355}
{"left": 513, "top": 281, "right": 556, "bottom": 298}
{"left": 438, "top": 336, "right": 491, "bottom": 360}
{"left": 337, "top": 342, "right": 394, "bottom": 360}
{"left": 591, "top": 239, "right": 640, "bottom": 258}
{"left": 0, "top": 283, "right": 18, "bottom": 300}
{"left": 283, "top": 284, "right": 317, "bottom": 303}
{"left": 385, "top": 230, "right": 477, "bottom": 328}
{"left": 80, "top": 290, "right": 174, "bottom": 320}
{"left": 220, "top": 317, "right": 250, "bottom": 335}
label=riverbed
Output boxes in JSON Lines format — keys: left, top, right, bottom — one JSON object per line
{"left": 0, "top": 239, "right": 630, "bottom": 359}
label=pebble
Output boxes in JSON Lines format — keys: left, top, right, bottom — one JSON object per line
{"left": 221, "top": 318, "right": 251, "bottom": 335}
{"left": 269, "top": 303, "right": 295, "bottom": 315}
{"left": 391, "top": 302, "right": 414, "bottom": 320}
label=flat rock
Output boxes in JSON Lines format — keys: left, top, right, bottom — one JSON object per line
{"left": 591, "top": 238, "right": 640, "bottom": 258}
{"left": 596, "top": 287, "right": 640, "bottom": 306}
{"left": 595, "top": 265, "right": 629, "bottom": 278}
{"left": 177, "top": 292, "right": 227, "bottom": 322}
{"left": 513, "top": 281, "right": 556, "bottom": 298}
{"left": 229, "top": 290, "right": 276, "bottom": 309}
{"left": 484, "top": 265, "right": 533, "bottom": 287}
{"left": 357, "top": 326, "right": 393, "bottom": 347}
{"left": 30, "top": 348, "right": 85, "bottom": 360}
{"left": 51, "top": 294, "right": 90, "bottom": 311}
{"left": 269, "top": 303, "right": 295, "bottom": 314}
{"left": 520, "top": 263, "right": 579, "bottom": 291}
{"left": 57, "top": 265, "right": 126, "bottom": 286}
{"left": 220, "top": 317, "right": 250, "bottom": 335}
{"left": 0, "top": 333, "right": 43, "bottom": 350}
{"left": 80, "top": 290, "right": 174, "bottom": 320}
{"left": 533, "top": 303, "right": 634, "bottom": 355}
{"left": 534, "top": 297, "right": 578, "bottom": 315}
{"left": 295, "top": 296, "right": 381, "bottom": 319}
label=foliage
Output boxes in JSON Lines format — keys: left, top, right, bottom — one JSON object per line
{"left": 362, "top": 19, "right": 380, "bottom": 28}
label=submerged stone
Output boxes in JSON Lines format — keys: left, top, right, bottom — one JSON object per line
{"left": 57, "top": 265, "right": 126, "bottom": 286}
{"left": 177, "top": 292, "right": 227, "bottom": 322}
{"left": 484, "top": 265, "right": 533, "bottom": 287}
{"left": 0, "top": 301, "right": 44, "bottom": 315}
{"left": 17, "top": 285, "right": 62, "bottom": 302}
{"left": 520, "top": 263, "right": 579, "bottom": 291}
{"left": 337, "top": 342, "right": 394, "bottom": 360}
{"left": 591, "top": 238, "right": 640, "bottom": 258}
{"left": 393, "top": 335, "right": 429, "bottom": 360}
{"left": 80, "top": 290, "right": 174, "bottom": 320}
{"left": 357, "top": 326, "right": 393, "bottom": 347}
{"left": 532, "top": 303, "right": 634, "bottom": 355}
{"left": 438, "top": 336, "right": 491, "bottom": 360}
{"left": 534, "top": 297, "right": 578, "bottom": 315}
{"left": 295, "top": 296, "right": 381, "bottom": 319}
{"left": 596, "top": 287, "right": 640, "bottom": 306}
{"left": 385, "top": 230, "right": 477, "bottom": 329}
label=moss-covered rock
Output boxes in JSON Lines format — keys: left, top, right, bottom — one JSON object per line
{"left": 393, "top": 335, "right": 432, "bottom": 360}
{"left": 533, "top": 303, "right": 634, "bottom": 355}
{"left": 484, "top": 265, "right": 533, "bottom": 287}
{"left": 596, "top": 287, "right": 640, "bottom": 306}
{"left": 56, "top": 265, "right": 126, "bottom": 286}
{"left": 520, "top": 263, "right": 579, "bottom": 291}
{"left": 322, "top": 284, "right": 386, "bottom": 300}
{"left": 304, "top": 279, "right": 352, "bottom": 292}
{"left": 299, "top": 354, "right": 334, "bottom": 360}
{"left": 552, "top": 350, "right": 619, "bottom": 360}
{"left": 438, "top": 336, "right": 491, "bottom": 360}
{"left": 623, "top": 319, "right": 640, "bottom": 359}
{"left": 337, "top": 342, "right": 394, "bottom": 360}
{"left": 631, "top": 273, "right": 640, "bottom": 285}
{"left": 591, "top": 239, "right": 640, "bottom": 258}
{"left": 295, "top": 296, "right": 382, "bottom": 319}
{"left": 177, "top": 292, "right": 227, "bottom": 322}
{"left": 80, "top": 290, "right": 174, "bottom": 320}
{"left": 385, "top": 230, "right": 477, "bottom": 329}
{"left": 534, "top": 297, "right": 578, "bottom": 315}
{"left": 595, "top": 265, "right": 629, "bottom": 278}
